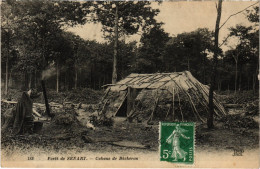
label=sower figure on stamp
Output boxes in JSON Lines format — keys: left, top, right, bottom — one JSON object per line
{"left": 166, "top": 124, "right": 190, "bottom": 161}
{"left": 2, "top": 89, "right": 39, "bottom": 135}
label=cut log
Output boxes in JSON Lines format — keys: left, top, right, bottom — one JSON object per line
{"left": 1, "top": 99, "right": 17, "bottom": 104}
{"left": 33, "top": 109, "right": 42, "bottom": 117}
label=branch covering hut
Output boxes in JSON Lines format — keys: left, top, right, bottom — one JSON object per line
{"left": 99, "top": 71, "right": 227, "bottom": 124}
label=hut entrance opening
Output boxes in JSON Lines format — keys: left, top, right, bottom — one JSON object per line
{"left": 115, "top": 87, "right": 141, "bottom": 117}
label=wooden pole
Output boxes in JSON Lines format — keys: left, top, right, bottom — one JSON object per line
{"left": 127, "top": 87, "right": 137, "bottom": 116}
{"left": 41, "top": 80, "right": 51, "bottom": 117}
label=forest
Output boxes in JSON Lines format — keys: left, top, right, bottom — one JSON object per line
{"left": 1, "top": 1, "right": 259, "bottom": 167}
{"left": 1, "top": 1, "right": 259, "bottom": 94}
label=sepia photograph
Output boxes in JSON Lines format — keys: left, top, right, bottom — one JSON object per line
{"left": 1, "top": 0, "right": 259, "bottom": 168}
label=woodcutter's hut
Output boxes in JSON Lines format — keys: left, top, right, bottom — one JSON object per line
{"left": 99, "top": 71, "right": 227, "bottom": 124}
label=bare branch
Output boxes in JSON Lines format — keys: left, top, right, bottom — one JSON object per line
{"left": 219, "top": 34, "right": 231, "bottom": 48}
{"left": 219, "top": 1, "right": 259, "bottom": 30}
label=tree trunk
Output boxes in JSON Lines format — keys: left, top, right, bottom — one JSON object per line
{"left": 74, "top": 49, "right": 78, "bottom": 89}
{"left": 218, "top": 80, "right": 221, "bottom": 91}
{"left": 234, "top": 57, "right": 238, "bottom": 93}
{"left": 112, "top": 3, "right": 119, "bottom": 84}
{"left": 79, "top": 68, "right": 81, "bottom": 88}
{"left": 238, "top": 64, "right": 242, "bottom": 91}
{"left": 29, "top": 71, "right": 32, "bottom": 89}
{"left": 187, "top": 55, "right": 190, "bottom": 71}
{"left": 75, "top": 67, "right": 78, "bottom": 89}
{"left": 56, "top": 61, "right": 60, "bottom": 93}
{"left": 98, "top": 77, "right": 101, "bottom": 90}
{"left": 103, "top": 76, "right": 105, "bottom": 87}
{"left": 89, "top": 68, "right": 91, "bottom": 88}
{"left": 9, "top": 71, "right": 12, "bottom": 87}
{"left": 64, "top": 73, "right": 67, "bottom": 91}
{"left": 252, "top": 74, "right": 256, "bottom": 92}
{"left": 5, "top": 32, "right": 10, "bottom": 95}
{"left": 247, "top": 76, "right": 250, "bottom": 90}
{"left": 24, "top": 72, "right": 28, "bottom": 90}
{"left": 90, "top": 64, "right": 93, "bottom": 88}
{"left": 253, "top": 63, "right": 259, "bottom": 92}
{"left": 34, "top": 70, "right": 37, "bottom": 88}
{"left": 207, "top": 0, "right": 222, "bottom": 129}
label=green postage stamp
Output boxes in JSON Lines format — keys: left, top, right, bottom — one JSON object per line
{"left": 160, "top": 122, "right": 195, "bottom": 164}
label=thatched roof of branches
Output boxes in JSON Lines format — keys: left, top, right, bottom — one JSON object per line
{"left": 100, "top": 71, "right": 227, "bottom": 123}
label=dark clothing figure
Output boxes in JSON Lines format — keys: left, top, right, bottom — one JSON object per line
{"left": 2, "top": 92, "right": 34, "bottom": 135}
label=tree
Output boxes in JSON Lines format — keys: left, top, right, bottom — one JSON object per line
{"left": 244, "top": 6, "right": 258, "bottom": 91}
{"left": 52, "top": 32, "right": 76, "bottom": 92}
{"left": 93, "top": 1, "right": 159, "bottom": 83}
{"left": 14, "top": 0, "right": 90, "bottom": 66}
{"left": 137, "top": 23, "right": 170, "bottom": 73}
{"left": 228, "top": 25, "right": 254, "bottom": 92}
{"left": 163, "top": 28, "right": 214, "bottom": 83}
{"left": 1, "top": 0, "right": 91, "bottom": 92}
{"left": 207, "top": 0, "right": 223, "bottom": 129}
{"left": 118, "top": 41, "right": 137, "bottom": 78}
{"left": 1, "top": 2, "right": 18, "bottom": 95}
{"left": 246, "top": 6, "right": 259, "bottom": 24}
{"left": 224, "top": 6, "right": 259, "bottom": 92}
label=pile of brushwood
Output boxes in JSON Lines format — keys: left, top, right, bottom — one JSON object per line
{"left": 219, "top": 90, "right": 258, "bottom": 105}
{"left": 219, "top": 114, "right": 258, "bottom": 129}
{"left": 219, "top": 91, "right": 258, "bottom": 116}
{"left": 89, "top": 113, "right": 114, "bottom": 127}
{"left": 46, "top": 88, "right": 103, "bottom": 104}
{"left": 1, "top": 121, "right": 89, "bottom": 154}
{"left": 244, "top": 99, "right": 258, "bottom": 116}
{"left": 1, "top": 101, "right": 12, "bottom": 116}
{"left": 1, "top": 88, "right": 103, "bottom": 104}
{"left": 53, "top": 108, "right": 79, "bottom": 126}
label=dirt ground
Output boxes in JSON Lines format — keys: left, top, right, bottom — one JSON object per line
{"left": 1, "top": 90, "right": 259, "bottom": 160}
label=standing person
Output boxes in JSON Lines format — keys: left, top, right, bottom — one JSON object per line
{"left": 2, "top": 89, "right": 38, "bottom": 135}
{"left": 166, "top": 124, "right": 190, "bottom": 161}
